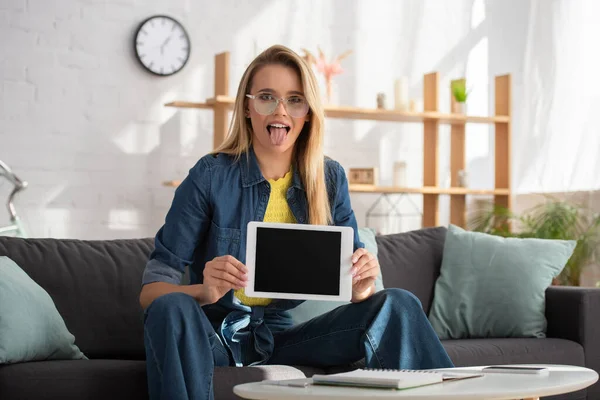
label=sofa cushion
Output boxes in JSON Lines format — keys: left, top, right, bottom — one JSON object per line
{"left": 428, "top": 225, "right": 576, "bottom": 340}
{"left": 0, "top": 360, "right": 308, "bottom": 400}
{"left": 375, "top": 226, "right": 447, "bottom": 314}
{"left": 0, "top": 237, "right": 153, "bottom": 360}
{"left": 0, "top": 256, "right": 86, "bottom": 364}
{"left": 0, "top": 360, "right": 148, "bottom": 400}
{"left": 442, "top": 338, "right": 585, "bottom": 367}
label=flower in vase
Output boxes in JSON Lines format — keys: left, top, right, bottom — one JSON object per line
{"left": 301, "top": 47, "right": 352, "bottom": 103}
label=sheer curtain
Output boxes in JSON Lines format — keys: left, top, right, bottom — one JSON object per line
{"left": 515, "top": 0, "right": 600, "bottom": 194}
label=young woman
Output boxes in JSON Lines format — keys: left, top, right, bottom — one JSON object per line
{"left": 139, "top": 44, "right": 453, "bottom": 400}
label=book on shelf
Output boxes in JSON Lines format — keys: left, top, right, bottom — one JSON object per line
{"left": 310, "top": 368, "right": 483, "bottom": 390}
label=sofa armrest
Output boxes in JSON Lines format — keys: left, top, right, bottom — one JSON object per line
{"left": 545, "top": 286, "right": 600, "bottom": 372}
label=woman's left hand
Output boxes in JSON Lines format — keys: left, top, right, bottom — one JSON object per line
{"left": 350, "top": 248, "right": 379, "bottom": 303}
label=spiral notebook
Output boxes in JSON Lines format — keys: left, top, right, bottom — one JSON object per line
{"left": 311, "top": 368, "right": 483, "bottom": 390}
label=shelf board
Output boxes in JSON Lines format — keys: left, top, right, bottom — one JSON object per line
{"left": 164, "top": 97, "right": 510, "bottom": 124}
{"left": 163, "top": 180, "right": 182, "bottom": 187}
{"left": 164, "top": 101, "right": 214, "bottom": 109}
{"left": 325, "top": 106, "right": 509, "bottom": 124}
{"left": 210, "top": 95, "right": 235, "bottom": 105}
{"left": 349, "top": 184, "right": 510, "bottom": 196}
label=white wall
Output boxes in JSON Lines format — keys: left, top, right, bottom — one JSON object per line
{"left": 0, "top": 0, "right": 598, "bottom": 240}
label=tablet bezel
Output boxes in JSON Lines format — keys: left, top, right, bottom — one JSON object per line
{"left": 244, "top": 221, "right": 354, "bottom": 302}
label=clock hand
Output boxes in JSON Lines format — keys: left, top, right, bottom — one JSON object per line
{"left": 160, "top": 35, "right": 172, "bottom": 54}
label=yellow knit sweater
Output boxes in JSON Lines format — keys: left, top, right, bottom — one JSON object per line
{"left": 234, "top": 169, "right": 296, "bottom": 306}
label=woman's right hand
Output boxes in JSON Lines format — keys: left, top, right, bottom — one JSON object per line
{"left": 200, "top": 255, "right": 248, "bottom": 305}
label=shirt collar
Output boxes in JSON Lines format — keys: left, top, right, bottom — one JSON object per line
{"left": 241, "top": 146, "right": 305, "bottom": 192}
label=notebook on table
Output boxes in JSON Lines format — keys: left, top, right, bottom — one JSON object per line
{"left": 311, "top": 368, "right": 483, "bottom": 390}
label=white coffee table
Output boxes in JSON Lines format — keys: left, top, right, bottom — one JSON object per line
{"left": 233, "top": 364, "right": 598, "bottom": 400}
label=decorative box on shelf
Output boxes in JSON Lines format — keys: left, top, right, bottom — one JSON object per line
{"left": 348, "top": 168, "right": 378, "bottom": 186}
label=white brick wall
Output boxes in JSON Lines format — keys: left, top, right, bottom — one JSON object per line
{"left": 0, "top": 0, "right": 580, "bottom": 243}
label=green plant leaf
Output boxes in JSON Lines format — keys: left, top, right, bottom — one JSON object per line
{"left": 451, "top": 80, "right": 470, "bottom": 103}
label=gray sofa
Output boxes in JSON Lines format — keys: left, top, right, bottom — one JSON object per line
{"left": 0, "top": 226, "right": 598, "bottom": 400}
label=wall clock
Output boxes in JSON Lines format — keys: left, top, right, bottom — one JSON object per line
{"left": 134, "top": 15, "right": 191, "bottom": 76}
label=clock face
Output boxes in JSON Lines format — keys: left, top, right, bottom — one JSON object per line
{"left": 134, "top": 16, "right": 190, "bottom": 76}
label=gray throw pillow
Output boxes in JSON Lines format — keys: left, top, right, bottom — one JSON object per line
{"left": 375, "top": 226, "right": 447, "bottom": 314}
{"left": 0, "top": 256, "right": 86, "bottom": 364}
{"left": 428, "top": 225, "right": 576, "bottom": 339}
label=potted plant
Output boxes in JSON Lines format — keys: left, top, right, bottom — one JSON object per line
{"left": 468, "top": 197, "right": 600, "bottom": 286}
{"left": 451, "top": 79, "right": 470, "bottom": 114}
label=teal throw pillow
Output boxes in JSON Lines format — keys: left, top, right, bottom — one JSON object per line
{"left": 428, "top": 225, "right": 576, "bottom": 339}
{"left": 0, "top": 256, "right": 86, "bottom": 364}
{"left": 289, "top": 227, "right": 384, "bottom": 325}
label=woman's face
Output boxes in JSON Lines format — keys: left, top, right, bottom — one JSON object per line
{"left": 246, "top": 64, "right": 309, "bottom": 157}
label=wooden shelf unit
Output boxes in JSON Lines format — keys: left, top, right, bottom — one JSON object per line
{"left": 164, "top": 51, "right": 512, "bottom": 229}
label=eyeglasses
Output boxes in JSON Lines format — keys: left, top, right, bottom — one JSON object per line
{"left": 246, "top": 93, "right": 309, "bottom": 118}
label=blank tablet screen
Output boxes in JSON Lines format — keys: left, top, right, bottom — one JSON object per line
{"left": 254, "top": 227, "right": 341, "bottom": 295}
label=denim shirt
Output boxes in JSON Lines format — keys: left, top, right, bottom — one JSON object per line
{"left": 142, "top": 147, "right": 364, "bottom": 366}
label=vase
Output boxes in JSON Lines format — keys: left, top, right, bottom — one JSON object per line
{"left": 377, "top": 93, "right": 386, "bottom": 109}
{"left": 452, "top": 101, "right": 466, "bottom": 114}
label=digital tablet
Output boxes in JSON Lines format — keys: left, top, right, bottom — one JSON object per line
{"left": 244, "top": 221, "right": 354, "bottom": 301}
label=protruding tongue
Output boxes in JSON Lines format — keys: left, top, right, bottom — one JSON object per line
{"left": 269, "top": 127, "right": 287, "bottom": 145}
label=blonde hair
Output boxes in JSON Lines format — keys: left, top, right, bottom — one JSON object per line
{"left": 214, "top": 44, "right": 331, "bottom": 225}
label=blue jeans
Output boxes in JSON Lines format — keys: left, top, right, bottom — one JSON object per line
{"left": 143, "top": 289, "right": 454, "bottom": 400}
